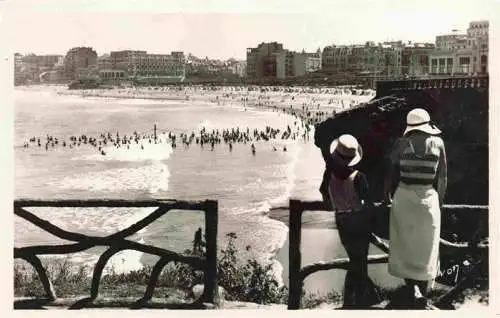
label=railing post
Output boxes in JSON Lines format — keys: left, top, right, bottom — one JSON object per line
{"left": 201, "top": 200, "right": 218, "bottom": 304}
{"left": 288, "top": 199, "right": 303, "bottom": 310}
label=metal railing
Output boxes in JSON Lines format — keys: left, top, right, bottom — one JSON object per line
{"left": 14, "top": 199, "right": 218, "bottom": 309}
{"left": 287, "top": 199, "right": 488, "bottom": 309}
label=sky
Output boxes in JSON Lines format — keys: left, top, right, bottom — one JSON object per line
{"left": 0, "top": 0, "right": 497, "bottom": 60}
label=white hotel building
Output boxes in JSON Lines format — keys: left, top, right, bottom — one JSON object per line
{"left": 429, "top": 20, "right": 488, "bottom": 76}
{"left": 108, "top": 50, "right": 186, "bottom": 80}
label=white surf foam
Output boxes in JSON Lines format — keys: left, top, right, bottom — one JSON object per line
{"left": 255, "top": 214, "right": 289, "bottom": 287}
{"left": 50, "top": 162, "right": 170, "bottom": 194}
{"left": 197, "top": 120, "right": 212, "bottom": 131}
{"left": 78, "top": 141, "right": 173, "bottom": 162}
{"left": 105, "top": 238, "right": 148, "bottom": 275}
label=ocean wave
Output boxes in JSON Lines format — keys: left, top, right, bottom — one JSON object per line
{"left": 108, "top": 98, "right": 171, "bottom": 105}
{"left": 19, "top": 206, "right": 156, "bottom": 236}
{"left": 263, "top": 135, "right": 304, "bottom": 285}
{"left": 269, "top": 142, "right": 301, "bottom": 208}
{"left": 105, "top": 238, "right": 147, "bottom": 274}
{"left": 37, "top": 242, "right": 146, "bottom": 277}
{"left": 49, "top": 162, "right": 170, "bottom": 194}
{"left": 75, "top": 142, "right": 173, "bottom": 162}
{"left": 223, "top": 135, "right": 302, "bottom": 285}
{"left": 255, "top": 201, "right": 273, "bottom": 216}
{"left": 197, "top": 120, "right": 212, "bottom": 131}
{"left": 255, "top": 214, "right": 289, "bottom": 287}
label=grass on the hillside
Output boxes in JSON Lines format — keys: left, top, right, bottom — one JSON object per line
{"left": 14, "top": 232, "right": 488, "bottom": 309}
{"left": 14, "top": 233, "right": 289, "bottom": 305}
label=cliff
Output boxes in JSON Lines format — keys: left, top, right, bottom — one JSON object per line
{"left": 314, "top": 76, "right": 489, "bottom": 206}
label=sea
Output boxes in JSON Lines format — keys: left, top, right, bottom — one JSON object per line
{"left": 14, "top": 86, "right": 398, "bottom": 295}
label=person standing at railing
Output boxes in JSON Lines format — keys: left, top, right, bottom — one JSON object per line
{"left": 325, "top": 134, "right": 381, "bottom": 309}
{"left": 384, "top": 108, "right": 447, "bottom": 309}
{"left": 193, "top": 227, "right": 203, "bottom": 255}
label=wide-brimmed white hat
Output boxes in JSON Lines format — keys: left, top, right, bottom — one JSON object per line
{"left": 403, "top": 108, "right": 441, "bottom": 136}
{"left": 330, "top": 134, "right": 363, "bottom": 167}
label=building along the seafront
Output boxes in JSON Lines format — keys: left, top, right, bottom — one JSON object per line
{"left": 246, "top": 42, "right": 321, "bottom": 80}
{"left": 14, "top": 53, "right": 65, "bottom": 85}
{"left": 246, "top": 42, "right": 284, "bottom": 79}
{"left": 319, "top": 20, "right": 488, "bottom": 81}
{"left": 109, "top": 50, "right": 186, "bottom": 82}
{"left": 275, "top": 49, "right": 295, "bottom": 79}
{"left": 321, "top": 42, "right": 402, "bottom": 81}
{"left": 98, "top": 54, "right": 113, "bottom": 70}
{"left": 401, "top": 43, "right": 435, "bottom": 77}
{"left": 467, "top": 20, "right": 489, "bottom": 74}
{"left": 185, "top": 55, "right": 246, "bottom": 80}
{"left": 430, "top": 20, "right": 489, "bottom": 76}
{"left": 292, "top": 50, "right": 322, "bottom": 77}
{"left": 99, "top": 69, "right": 126, "bottom": 82}
{"left": 63, "top": 47, "right": 98, "bottom": 80}
{"left": 227, "top": 60, "right": 246, "bottom": 77}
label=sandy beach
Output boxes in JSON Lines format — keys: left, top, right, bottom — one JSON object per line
{"left": 49, "top": 85, "right": 376, "bottom": 125}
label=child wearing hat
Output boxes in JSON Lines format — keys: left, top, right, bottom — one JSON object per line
{"left": 326, "top": 134, "right": 381, "bottom": 309}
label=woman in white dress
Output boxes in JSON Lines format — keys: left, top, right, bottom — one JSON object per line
{"left": 384, "top": 108, "right": 447, "bottom": 308}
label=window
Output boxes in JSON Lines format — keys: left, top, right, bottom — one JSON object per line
{"left": 458, "top": 57, "right": 471, "bottom": 74}
{"left": 420, "top": 55, "right": 429, "bottom": 65}
{"left": 431, "top": 59, "right": 438, "bottom": 74}
{"left": 459, "top": 57, "right": 470, "bottom": 65}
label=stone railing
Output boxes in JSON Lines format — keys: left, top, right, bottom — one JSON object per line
{"left": 376, "top": 75, "right": 488, "bottom": 97}
{"left": 14, "top": 199, "right": 218, "bottom": 309}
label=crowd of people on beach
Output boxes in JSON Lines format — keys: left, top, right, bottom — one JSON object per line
{"left": 59, "top": 84, "right": 374, "bottom": 129}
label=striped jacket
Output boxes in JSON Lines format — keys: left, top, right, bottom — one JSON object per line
{"left": 390, "top": 134, "right": 446, "bottom": 187}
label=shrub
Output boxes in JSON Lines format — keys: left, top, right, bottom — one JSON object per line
{"left": 301, "top": 290, "right": 342, "bottom": 309}
{"left": 216, "top": 232, "right": 287, "bottom": 304}
{"left": 14, "top": 233, "right": 288, "bottom": 305}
